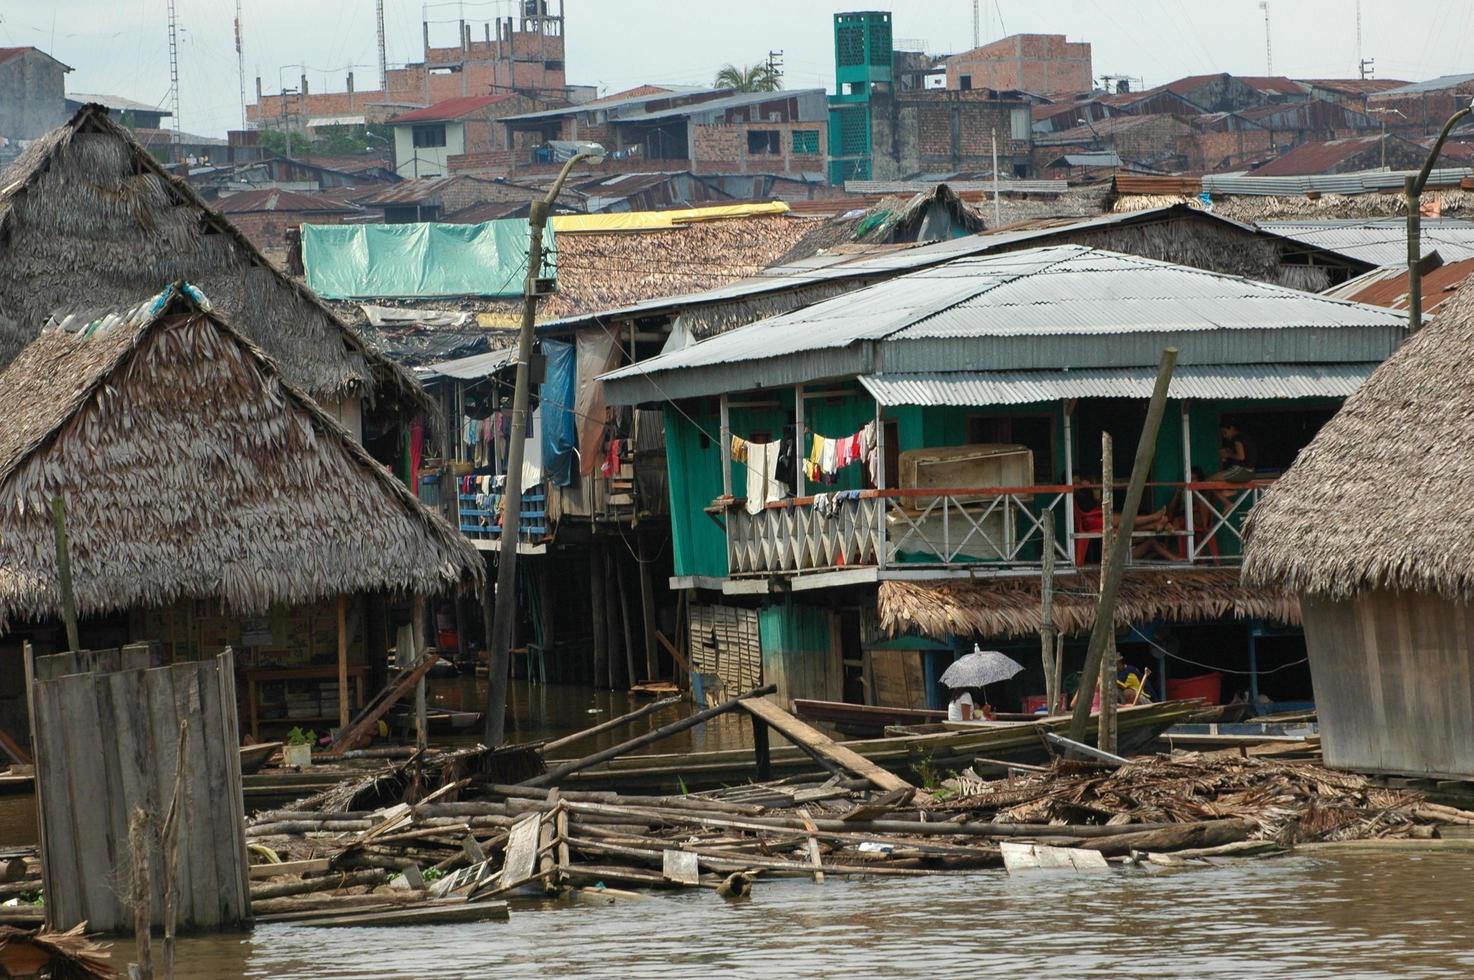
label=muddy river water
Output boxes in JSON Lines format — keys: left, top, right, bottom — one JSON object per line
{"left": 3, "top": 680, "right": 1472, "bottom": 977}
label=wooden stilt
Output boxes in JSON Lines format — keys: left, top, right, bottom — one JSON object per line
{"left": 589, "top": 541, "right": 608, "bottom": 690}
{"left": 1098, "top": 432, "right": 1119, "bottom": 755}
{"left": 412, "top": 596, "right": 428, "bottom": 752}
{"left": 337, "top": 595, "right": 350, "bottom": 731}
{"left": 1039, "top": 509, "right": 1057, "bottom": 713}
{"left": 615, "top": 547, "right": 637, "bottom": 686}
{"left": 638, "top": 532, "right": 658, "bottom": 682}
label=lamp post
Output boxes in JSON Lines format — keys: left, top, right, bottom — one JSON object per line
{"left": 484, "top": 142, "right": 606, "bottom": 747}
{"left": 1406, "top": 98, "right": 1473, "bottom": 333}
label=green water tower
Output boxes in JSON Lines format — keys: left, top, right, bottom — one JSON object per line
{"left": 828, "top": 11, "right": 893, "bottom": 184}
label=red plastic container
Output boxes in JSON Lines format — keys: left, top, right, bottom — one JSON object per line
{"left": 1166, "top": 671, "right": 1223, "bottom": 705}
{"left": 1021, "top": 695, "right": 1050, "bottom": 714}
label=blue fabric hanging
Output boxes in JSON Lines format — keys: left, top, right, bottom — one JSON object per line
{"left": 540, "top": 338, "right": 577, "bottom": 487}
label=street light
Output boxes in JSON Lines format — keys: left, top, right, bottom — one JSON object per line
{"left": 1406, "top": 97, "right": 1474, "bottom": 333}
{"left": 484, "top": 142, "right": 606, "bottom": 746}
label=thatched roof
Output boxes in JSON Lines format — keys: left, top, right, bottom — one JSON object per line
{"left": 0, "top": 104, "right": 429, "bottom": 415}
{"left": 1242, "top": 276, "right": 1474, "bottom": 600}
{"left": 877, "top": 571, "right": 1299, "bottom": 642}
{"left": 0, "top": 283, "right": 481, "bottom": 628}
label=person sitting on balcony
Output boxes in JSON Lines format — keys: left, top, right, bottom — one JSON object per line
{"left": 1072, "top": 475, "right": 1174, "bottom": 565}
{"left": 1217, "top": 422, "right": 1257, "bottom": 478}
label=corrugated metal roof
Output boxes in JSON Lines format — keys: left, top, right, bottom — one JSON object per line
{"left": 845, "top": 178, "right": 1069, "bottom": 195}
{"left": 600, "top": 244, "right": 1408, "bottom": 405}
{"left": 390, "top": 95, "right": 511, "bottom": 125}
{"left": 502, "top": 86, "right": 710, "bottom": 123}
{"left": 1202, "top": 167, "right": 1474, "bottom": 196}
{"left": 67, "top": 92, "right": 167, "bottom": 115}
{"left": 358, "top": 175, "right": 482, "bottom": 206}
{"left": 1261, "top": 218, "right": 1474, "bottom": 266}
{"left": 1321, "top": 255, "right": 1474, "bottom": 313}
{"left": 859, "top": 364, "right": 1378, "bottom": 406}
{"left": 1375, "top": 73, "right": 1474, "bottom": 97}
{"left": 418, "top": 346, "right": 519, "bottom": 380}
{"left": 1249, "top": 137, "right": 1391, "bottom": 177}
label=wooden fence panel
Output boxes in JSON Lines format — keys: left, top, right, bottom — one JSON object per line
{"left": 26, "top": 646, "right": 248, "bottom": 933}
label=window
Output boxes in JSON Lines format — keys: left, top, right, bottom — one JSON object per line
{"left": 747, "top": 130, "right": 780, "bottom": 155}
{"left": 960, "top": 74, "right": 973, "bottom": 91}
{"left": 791, "top": 130, "right": 820, "bottom": 155}
{"left": 412, "top": 124, "right": 447, "bottom": 148}
{"left": 1010, "top": 107, "right": 1031, "bottom": 142}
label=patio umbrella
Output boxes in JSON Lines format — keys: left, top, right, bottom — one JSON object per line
{"left": 939, "top": 647, "right": 1024, "bottom": 689}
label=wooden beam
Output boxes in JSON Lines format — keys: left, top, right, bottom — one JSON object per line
{"left": 541, "top": 696, "right": 681, "bottom": 753}
{"left": 322, "top": 652, "right": 442, "bottom": 756}
{"left": 737, "top": 697, "right": 912, "bottom": 793}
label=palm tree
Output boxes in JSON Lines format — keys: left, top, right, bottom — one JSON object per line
{"left": 713, "top": 63, "right": 782, "bottom": 93}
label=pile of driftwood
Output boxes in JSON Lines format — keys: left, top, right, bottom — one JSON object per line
{"left": 936, "top": 752, "right": 1474, "bottom": 850}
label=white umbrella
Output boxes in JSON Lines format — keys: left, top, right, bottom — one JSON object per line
{"left": 939, "top": 647, "right": 1024, "bottom": 689}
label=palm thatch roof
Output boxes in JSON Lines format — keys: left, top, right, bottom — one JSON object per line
{"left": 1242, "top": 277, "right": 1474, "bottom": 600}
{"left": 0, "top": 103, "right": 429, "bottom": 416}
{"left": 0, "top": 282, "right": 481, "bottom": 628}
{"left": 877, "top": 571, "right": 1299, "bottom": 642}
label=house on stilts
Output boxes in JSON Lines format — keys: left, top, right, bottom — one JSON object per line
{"left": 598, "top": 244, "right": 1408, "bottom": 713}
{"left": 1244, "top": 277, "right": 1474, "bottom": 779}
{"left": 0, "top": 284, "right": 481, "bottom": 740}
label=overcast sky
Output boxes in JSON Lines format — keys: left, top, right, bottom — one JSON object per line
{"left": 4, "top": 0, "right": 1471, "bottom": 138}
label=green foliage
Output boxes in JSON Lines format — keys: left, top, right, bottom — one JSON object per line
{"left": 910, "top": 751, "right": 952, "bottom": 791}
{"left": 18, "top": 889, "right": 42, "bottom": 905}
{"left": 713, "top": 63, "right": 782, "bottom": 93}
{"left": 285, "top": 727, "right": 316, "bottom": 746}
{"left": 256, "top": 124, "right": 392, "bottom": 160}
{"left": 421, "top": 867, "right": 445, "bottom": 882}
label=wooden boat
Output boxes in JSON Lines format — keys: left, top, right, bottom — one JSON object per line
{"left": 553, "top": 699, "right": 1208, "bottom": 793}
{"left": 1157, "top": 720, "right": 1318, "bottom": 751}
{"left": 0, "top": 767, "right": 34, "bottom": 795}
{"left": 791, "top": 699, "right": 946, "bottom": 737}
{"left": 387, "top": 707, "right": 483, "bottom": 735}
{"left": 239, "top": 741, "right": 282, "bottom": 775}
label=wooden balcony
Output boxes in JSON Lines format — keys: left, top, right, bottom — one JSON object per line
{"left": 722, "top": 480, "right": 1272, "bottom": 582}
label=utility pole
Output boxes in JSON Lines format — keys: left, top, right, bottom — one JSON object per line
{"left": 1355, "top": 0, "right": 1363, "bottom": 76}
{"left": 973, "top": 0, "right": 981, "bottom": 48}
{"left": 486, "top": 142, "right": 607, "bottom": 747}
{"left": 766, "top": 50, "right": 784, "bottom": 83}
{"left": 990, "top": 128, "right": 1001, "bottom": 225}
{"left": 377, "top": 0, "right": 388, "bottom": 90}
{"left": 167, "top": 0, "right": 181, "bottom": 146}
{"left": 1406, "top": 99, "right": 1474, "bottom": 334}
{"left": 235, "top": 1, "right": 246, "bottom": 131}
{"left": 1259, "top": 1, "right": 1273, "bottom": 76}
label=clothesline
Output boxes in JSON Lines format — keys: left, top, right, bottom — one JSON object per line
{"left": 730, "top": 422, "right": 881, "bottom": 514}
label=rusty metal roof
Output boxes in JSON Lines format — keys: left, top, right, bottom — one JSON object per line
{"left": 215, "top": 189, "right": 360, "bottom": 214}
{"left": 1323, "top": 256, "right": 1474, "bottom": 314}
{"left": 357, "top": 175, "right": 488, "bottom": 206}
{"left": 389, "top": 95, "right": 511, "bottom": 125}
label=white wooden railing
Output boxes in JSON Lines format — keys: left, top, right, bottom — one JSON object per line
{"left": 722, "top": 480, "right": 1272, "bottom": 577}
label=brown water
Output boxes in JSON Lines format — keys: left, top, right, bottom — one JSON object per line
{"left": 93, "top": 849, "right": 1474, "bottom": 978}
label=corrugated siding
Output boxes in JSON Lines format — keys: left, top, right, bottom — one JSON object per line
{"left": 860, "top": 364, "right": 1379, "bottom": 406}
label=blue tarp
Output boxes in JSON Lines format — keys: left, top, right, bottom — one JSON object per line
{"left": 540, "top": 339, "right": 577, "bottom": 487}
{"left": 300, "top": 220, "right": 551, "bottom": 299}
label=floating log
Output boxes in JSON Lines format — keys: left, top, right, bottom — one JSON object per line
{"left": 249, "top": 869, "right": 389, "bottom": 901}
{"left": 1076, "top": 818, "right": 1252, "bottom": 857}
{"left": 541, "top": 697, "right": 683, "bottom": 754}
{"left": 294, "top": 901, "right": 509, "bottom": 928}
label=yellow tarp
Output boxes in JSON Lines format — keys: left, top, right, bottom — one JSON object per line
{"left": 549, "top": 201, "right": 790, "bottom": 234}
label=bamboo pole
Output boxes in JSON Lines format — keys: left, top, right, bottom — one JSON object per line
{"left": 525, "top": 685, "right": 776, "bottom": 788}
{"left": 615, "top": 547, "right": 637, "bottom": 686}
{"left": 49, "top": 497, "right": 79, "bottom": 653}
{"left": 1098, "top": 432, "right": 1119, "bottom": 754}
{"left": 542, "top": 696, "right": 681, "bottom": 753}
{"left": 637, "top": 533, "right": 657, "bottom": 682}
{"left": 589, "top": 541, "right": 607, "bottom": 689}
{"left": 1069, "top": 348, "right": 1177, "bottom": 745}
{"left": 1039, "top": 509, "right": 1057, "bottom": 713}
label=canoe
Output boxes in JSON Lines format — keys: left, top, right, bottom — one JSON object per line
{"left": 553, "top": 699, "right": 1208, "bottom": 792}
{"left": 387, "top": 708, "right": 484, "bottom": 735}
{"left": 239, "top": 741, "right": 282, "bottom": 775}
{"left": 791, "top": 699, "right": 946, "bottom": 737}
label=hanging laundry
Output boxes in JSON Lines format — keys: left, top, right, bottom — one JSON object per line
{"left": 860, "top": 421, "right": 881, "bottom": 486}
{"left": 819, "top": 435, "right": 839, "bottom": 477}
{"left": 812, "top": 492, "right": 838, "bottom": 518}
{"left": 836, "top": 432, "right": 863, "bottom": 468}
{"left": 730, "top": 434, "right": 748, "bottom": 464}
{"left": 808, "top": 433, "right": 826, "bottom": 472}
{"left": 745, "top": 441, "right": 783, "bottom": 515}
{"left": 602, "top": 438, "right": 624, "bottom": 478}
{"left": 776, "top": 434, "right": 797, "bottom": 494}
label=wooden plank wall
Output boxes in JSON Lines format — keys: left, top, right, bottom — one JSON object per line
{"left": 688, "top": 605, "right": 762, "bottom": 694}
{"left": 26, "top": 646, "right": 250, "bottom": 933}
{"left": 1302, "top": 591, "right": 1474, "bottom": 779}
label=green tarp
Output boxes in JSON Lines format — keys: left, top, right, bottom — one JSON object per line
{"left": 301, "top": 220, "right": 550, "bottom": 300}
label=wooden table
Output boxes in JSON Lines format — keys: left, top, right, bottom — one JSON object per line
{"left": 245, "top": 666, "right": 367, "bottom": 740}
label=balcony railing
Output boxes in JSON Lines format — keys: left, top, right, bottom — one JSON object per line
{"left": 459, "top": 482, "right": 550, "bottom": 543}
{"left": 723, "top": 480, "right": 1272, "bottom": 578}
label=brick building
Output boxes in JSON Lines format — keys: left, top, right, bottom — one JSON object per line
{"left": 944, "top": 34, "right": 1091, "bottom": 97}
{"left": 215, "top": 188, "right": 364, "bottom": 256}
{"left": 870, "top": 89, "right": 1033, "bottom": 178}
{"left": 248, "top": 3, "right": 567, "bottom": 131}
{"left": 0, "top": 47, "right": 70, "bottom": 141}
{"left": 387, "top": 95, "right": 539, "bottom": 178}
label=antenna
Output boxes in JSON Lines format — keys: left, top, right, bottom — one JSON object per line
{"left": 973, "top": 0, "right": 981, "bottom": 48}
{"left": 1259, "top": 1, "right": 1273, "bottom": 75}
{"left": 1355, "top": 0, "right": 1362, "bottom": 73}
{"left": 167, "top": 0, "right": 181, "bottom": 145}
{"left": 235, "top": 0, "right": 246, "bottom": 131}
{"left": 377, "top": 0, "right": 387, "bottom": 90}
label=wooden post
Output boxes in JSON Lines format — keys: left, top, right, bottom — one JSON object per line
{"left": 1039, "top": 508, "right": 1057, "bottom": 713}
{"left": 412, "top": 596, "right": 428, "bottom": 752}
{"left": 1069, "top": 348, "right": 1177, "bottom": 744}
{"left": 539, "top": 560, "right": 555, "bottom": 683}
{"left": 1062, "top": 402, "right": 1077, "bottom": 566}
{"left": 1098, "top": 432, "right": 1119, "bottom": 754}
{"left": 1180, "top": 401, "right": 1196, "bottom": 560}
{"left": 794, "top": 384, "right": 806, "bottom": 498}
{"left": 615, "top": 548, "right": 637, "bottom": 686}
{"left": 719, "top": 394, "right": 733, "bottom": 499}
{"left": 336, "top": 596, "right": 350, "bottom": 731}
{"left": 752, "top": 716, "right": 772, "bottom": 780}
{"left": 637, "top": 532, "right": 657, "bottom": 682}
{"left": 49, "top": 497, "right": 79, "bottom": 653}
{"left": 128, "top": 808, "right": 153, "bottom": 980}
{"left": 1052, "top": 632, "right": 1066, "bottom": 720}
{"left": 604, "top": 546, "right": 623, "bottom": 689}
{"left": 589, "top": 541, "right": 608, "bottom": 689}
